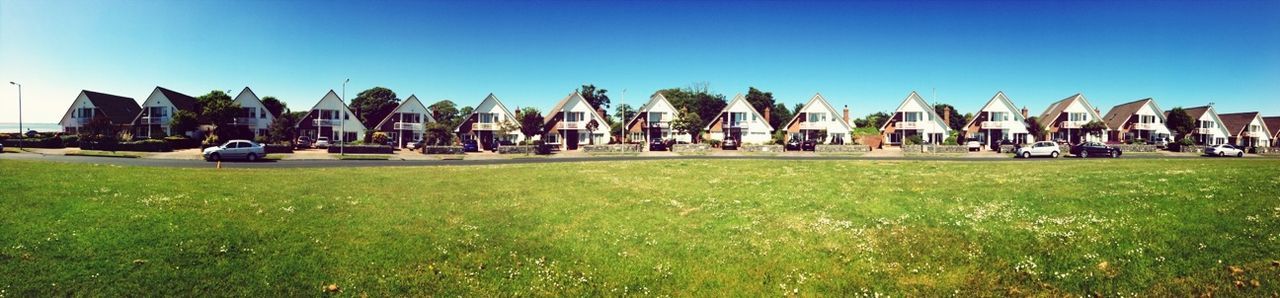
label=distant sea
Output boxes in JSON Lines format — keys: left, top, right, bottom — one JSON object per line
{"left": 0, "top": 123, "right": 61, "bottom": 133}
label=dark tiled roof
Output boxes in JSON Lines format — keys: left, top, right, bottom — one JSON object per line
{"left": 156, "top": 86, "right": 198, "bottom": 111}
{"left": 82, "top": 90, "right": 141, "bottom": 124}
{"left": 1036, "top": 94, "right": 1080, "bottom": 129}
{"left": 1102, "top": 98, "right": 1151, "bottom": 130}
{"left": 1179, "top": 106, "right": 1210, "bottom": 120}
{"left": 1264, "top": 117, "right": 1280, "bottom": 136}
{"left": 1217, "top": 112, "right": 1260, "bottom": 136}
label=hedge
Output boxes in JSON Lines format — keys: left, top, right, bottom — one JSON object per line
{"left": 423, "top": 146, "right": 465, "bottom": 155}
{"left": 163, "top": 137, "right": 201, "bottom": 150}
{"left": 80, "top": 140, "right": 173, "bottom": 152}
{"left": 497, "top": 145, "right": 537, "bottom": 154}
{"left": 327, "top": 145, "right": 393, "bottom": 154}
{"left": 1, "top": 137, "right": 66, "bottom": 148}
{"left": 264, "top": 144, "right": 294, "bottom": 154}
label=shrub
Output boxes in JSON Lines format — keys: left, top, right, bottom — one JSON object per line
{"left": 371, "top": 132, "right": 389, "bottom": 145}
{"left": 1178, "top": 137, "right": 1195, "bottom": 146}
{"left": 61, "top": 135, "right": 80, "bottom": 147}
{"left": 1, "top": 137, "right": 65, "bottom": 148}
{"left": 904, "top": 135, "right": 923, "bottom": 146}
{"left": 264, "top": 144, "right": 293, "bottom": 154}
{"left": 707, "top": 139, "right": 722, "bottom": 147}
{"left": 943, "top": 135, "right": 958, "bottom": 145}
{"left": 163, "top": 135, "right": 200, "bottom": 149}
{"left": 83, "top": 139, "right": 172, "bottom": 152}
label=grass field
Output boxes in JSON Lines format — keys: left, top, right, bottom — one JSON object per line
{"left": 1, "top": 159, "right": 1278, "bottom": 296}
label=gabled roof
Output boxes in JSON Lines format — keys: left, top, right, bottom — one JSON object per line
{"left": 1264, "top": 117, "right": 1280, "bottom": 137}
{"left": 703, "top": 93, "right": 776, "bottom": 131}
{"left": 1102, "top": 98, "right": 1165, "bottom": 130}
{"left": 962, "top": 91, "right": 1026, "bottom": 129}
{"left": 1037, "top": 93, "right": 1108, "bottom": 129}
{"left": 783, "top": 93, "right": 854, "bottom": 131}
{"left": 1173, "top": 105, "right": 1231, "bottom": 137}
{"left": 375, "top": 95, "right": 435, "bottom": 128}
{"left": 454, "top": 93, "right": 520, "bottom": 133}
{"left": 1218, "top": 112, "right": 1265, "bottom": 136}
{"left": 544, "top": 91, "right": 609, "bottom": 125}
{"left": 302, "top": 89, "right": 367, "bottom": 129}
{"left": 625, "top": 92, "right": 675, "bottom": 128}
{"left": 80, "top": 90, "right": 141, "bottom": 124}
{"left": 155, "top": 86, "right": 198, "bottom": 111}
{"left": 232, "top": 87, "right": 278, "bottom": 117}
{"left": 878, "top": 91, "right": 949, "bottom": 132}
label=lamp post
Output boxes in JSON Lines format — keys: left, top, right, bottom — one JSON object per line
{"left": 9, "top": 82, "right": 21, "bottom": 150}
{"left": 341, "top": 79, "right": 349, "bottom": 156}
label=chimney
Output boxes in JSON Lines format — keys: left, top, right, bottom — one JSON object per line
{"left": 597, "top": 107, "right": 606, "bottom": 119}
{"left": 943, "top": 106, "right": 951, "bottom": 125}
{"left": 763, "top": 106, "right": 771, "bottom": 123}
{"left": 1021, "top": 106, "right": 1029, "bottom": 118}
{"left": 1093, "top": 107, "right": 1100, "bottom": 115}
{"left": 843, "top": 105, "right": 850, "bottom": 124}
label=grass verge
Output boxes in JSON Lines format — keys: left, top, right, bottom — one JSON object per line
{"left": 336, "top": 154, "right": 391, "bottom": 160}
{"left": 64, "top": 150, "right": 144, "bottom": 158}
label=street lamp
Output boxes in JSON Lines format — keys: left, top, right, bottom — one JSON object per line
{"left": 341, "top": 79, "right": 349, "bottom": 156}
{"left": 9, "top": 82, "right": 21, "bottom": 151}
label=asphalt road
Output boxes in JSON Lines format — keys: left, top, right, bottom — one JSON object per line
{"left": 0, "top": 151, "right": 1225, "bottom": 169}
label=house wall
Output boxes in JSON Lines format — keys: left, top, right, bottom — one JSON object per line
{"left": 1198, "top": 111, "right": 1229, "bottom": 145}
{"left": 473, "top": 97, "right": 525, "bottom": 143}
{"left": 557, "top": 95, "right": 611, "bottom": 146}
{"left": 633, "top": 97, "right": 691, "bottom": 143}
{"left": 59, "top": 92, "right": 95, "bottom": 132}
{"left": 1059, "top": 100, "right": 1107, "bottom": 143}
{"left": 308, "top": 92, "right": 366, "bottom": 142}
{"left": 232, "top": 90, "right": 274, "bottom": 137}
{"left": 795, "top": 100, "right": 851, "bottom": 144}
{"left": 972, "top": 97, "right": 1032, "bottom": 143}
{"left": 136, "top": 89, "right": 179, "bottom": 138}
{"left": 1134, "top": 102, "right": 1171, "bottom": 136}
{"left": 705, "top": 99, "right": 772, "bottom": 144}
{"left": 1238, "top": 116, "right": 1272, "bottom": 147}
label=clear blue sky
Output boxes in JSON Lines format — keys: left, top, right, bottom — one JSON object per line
{"left": 2, "top": 0, "right": 1277, "bottom": 123}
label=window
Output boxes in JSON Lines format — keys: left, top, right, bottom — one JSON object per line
{"left": 730, "top": 112, "right": 747, "bottom": 125}
{"left": 1249, "top": 125, "right": 1259, "bottom": 132}
{"left": 77, "top": 108, "right": 95, "bottom": 118}
{"left": 479, "top": 113, "right": 497, "bottom": 123}
{"left": 808, "top": 112, "right": 826, "bottom": 122}
{"left": 904, "top": 112, "right": 921, "bottom": 122}
{"left": 566, "top": 112, "right": 585, "bottom": 122}
{"left": 648, "top": 112, "right": 664, "bottom": 123}
{"left": 1140, "top": 115, "right": 1156, "bottom": 123}
{"left": 1069, "top": 112, "right": 1087, "bottom": 122}
{"left": 320, "top": 110, "right": 333, "bottom": 119}
{"left": 402, "top": 113, "right": 421, "bottom": 123}
{"left": 241, "top": 107, "right": 257, "bottom": 118}
{"left": 990, "top": 112, "right": 1008, "bottom": 121}
{"left": 1200, "top": 120, "right": 1214, "bottom": 128}
{"left": 148, "top": 106, "right": 168, "bottom": 118}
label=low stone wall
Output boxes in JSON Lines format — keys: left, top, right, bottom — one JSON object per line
{"left": 1251, "top": 146, "right": 1272, "bottom": 154}
{"left": 498, "top": 145, "right": 537, "bottom": 154}
{"left": 742, "top": 144, "right": 783, "bottom": 152}
{"left": 582, "top": 144, "right": 642, "bottom": 153}
{"left": 672, "top": 144, "right": 710, "bottom": 153}
{"left": 1170, "top": 144, "right": 1205, "bottom": 153}
{"left": 423, "top": 146, "right": 464, "bottom": 155}
{"left": 903, "top": 144, "right": 970, "bottom": 154}
{"left": 1112, "top": 144, "right": 1159, "bottom": 152}
{"left": 999, "top": 144, "right": 1020, "bottom": 153}
{"left": 815, "top": 145, "right": 870, "bottom": 153}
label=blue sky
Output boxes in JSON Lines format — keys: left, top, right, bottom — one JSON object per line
{"left": 2, "top": 0, "right": 1278, "bottom": 123}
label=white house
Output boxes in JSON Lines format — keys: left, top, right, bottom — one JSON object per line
{"left": 58, "top": 90, "right": 140, "bottom": 134}
{"left": 1037, "top": 93, "right": 1109, "bottom": 144}
{"left": 880, "top": 91, "right": 951, "bottom": 145}
{"left": 625, "top": 92, "right": 692, "bottom": 145}
{"left": 782, "top": 93, "right": 854, "bottom": 144}
{"left": 296, "top": 90, "right": 366, "bottom": 143}
{"left": 130, "top": 86, "right": 199, "bottom": 139}
{"left": 963, "top": 91, "right": 1034, "bottom": 146}
{"left": 230, "top": 87, "right": 276, "bottom": 138}
{"left": 374, "top": 95, "right": 435, "bottom": 148}
{"left": 1218, "top": 112, "right": 1272, "bottom": 148}
{"left": 1265, "top": 117, "right": 1280, "bottom": 147}
{"left": 456, "top": 93, "right": 525, "bottom": 150}
{"left": 1174, "top": 106, "right": 1230, "bottom": 145}
{"left": 1102, "top": 98, "right": 1172, "bottom": 144}
{"left": 543, "top": 91, "right": 611, "bottom": 150}
{"left": 704, "top": 94, "right": 775, "bottom": 144}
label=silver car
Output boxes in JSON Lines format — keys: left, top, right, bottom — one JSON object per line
{"left": 203, "top": 140, "right": 266, "bottom": 161}
{"left": 1014, "top": 141, "right": 1061, "bottom": 158}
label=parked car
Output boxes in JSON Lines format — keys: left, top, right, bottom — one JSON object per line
{"left": 990, "top": 139, "right": 1006, "bottom": 152}
{"left": 462, "top": 139, "right": 479, "bottom": 152}
{"left": 1069, "top": 142, "right": 1122, "bottom": 158}
{"left": 721, "top": 139, "right": 739, "bottom": 150}
{"left": 203, "top": 140, "right": 266, "bottom": 161}
{"left": 296, "top": 136, "right": 313, "bottom": 148}
{"left": 785, "top": 138, "right": 802, "bottom": 151}
{"left": 966, "top": 140, "right": 981, "bottom": 151}
{"left": 1204, "top": 144, "right": 1245, "bottom": 157}
{"left": 649, "top": 138, "right": 668, "bottom": 151}
{"left": 0, "top": 142, "right": 5, "bottom": 153}
{"left": 1014, "top": 141, "right": 1060, "bottom": 158}
{"left": 405, "top": 139, "right": 424, "bottom": 150}
{"left": 801, "top": 139, "right": 817, "bottom": 151}
{"left": 314, "top": 137, "right": 330, "bottom": 148}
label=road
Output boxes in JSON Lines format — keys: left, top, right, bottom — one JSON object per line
{"left": 0, "top": 151, "right": 1226, "bottom": 169}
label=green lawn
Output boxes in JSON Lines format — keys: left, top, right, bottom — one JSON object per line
{"left": 1, "top": 159, "right": 1278, "bottom": 296}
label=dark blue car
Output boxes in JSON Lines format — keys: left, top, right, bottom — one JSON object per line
{"left": 462, "top": 139, "right": 479, "bottom": 152}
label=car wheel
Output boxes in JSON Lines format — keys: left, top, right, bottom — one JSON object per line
{"left": 1051, "top": 151, "right": 1059, "bottom": 158}
{"left": 210, "top": 153, "right": 221, "bottom": 161}
{"left": 1021, "top": 152, "right": 1031, "bottom": 158}
{"left": 1237, "top": 152, "right": 1243, "bottom": 158}
{"left": 1218, "top": 151, "right": 1225, "bottom": 157}
{"left": 247, "top": 153, "right": 258, "bottom": 162}
{"left": 1111, "top": 151, "right": 1118, "bottom": 158}
{"left": 1081, "top": 151, "right": 1088, "bottom": 158}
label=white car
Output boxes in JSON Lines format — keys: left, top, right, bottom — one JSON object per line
{"left": 1204, "top": 144, "right": 1245, "bottom": 157}
{"left": 203, "top": 140, "right": 266, "bottom": 161}
{"left": 1014, "top": 141, "right": 1060, "bottom": 158}
{"left": 965, "top": 140, "right": 982, "bottom": 151}
{"left": 314, "top": 137, "right": 331, "bottom": 148}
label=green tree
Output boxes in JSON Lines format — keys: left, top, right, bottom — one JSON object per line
{"left": 771, "top": 103, "right": 793, "bottom": 131}
{"left": 1165, "top": 107, "right": 1195, "bottom": 141}
{"left": 585, "top": 119, "right": 600, "bottom": 145}
{"left": 1024, "top": 116, "right": 1045, "bottom": 140}
{"left": 457, "top": 106, "right": 474, "bottom": 124}
{"left": 579, "top": 84, "right": 610, "bottom": 111}
{"left": 857, "top": 112, "right": 891, "bottom": 128}
{"left": 78, "top": 117, "right": 119, "bottom": 142}
{"left": 933, "top": 103, "right": 966, "bottom": 131}
{"left": 671, "top": 108, "right": 702, "bottom": 143}
{"left": 261, "top": 96, "right": 287, "bottom": 116}
{"left": 1081, "top": 120, "right": 1108, "bottom": 138}
{"left": 614, "top": 104, "right": 636, "bottom": 123}
{"left": 661, "top": 83, "right": 725, "bottom": 141}
{"left": 518, "top": 107, "right": 545, "bottom": 144}
{"left": 744, "top": 87, "right": 791, "bottom": 130}
{"left": 423, "top": 122, "right": 453, "bottom": 146}
{"left": 196, "top": 90, "right": 241, "bottom": 139}
{"left": 267, "top": 111, "right": 304, "bottom": 143}
{"left": 168, "top": 110, "right": 199, "bottom": 137}
{"left": 350, "top": 87, "right": 400, "bottom": 127}
{"left": 429, "top": 100, "right": 460, "bottom": 128}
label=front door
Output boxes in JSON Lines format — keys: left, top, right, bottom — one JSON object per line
{"left": 565, "top": 131, "right": 579, "bottom": 150}
{"left": 479, "top": 131, "right": 495, "bottom": 150}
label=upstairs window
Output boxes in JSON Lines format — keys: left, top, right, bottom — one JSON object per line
{"left": 566, "top": 112, "right": 585, "bottom": 122}
{"left": 1069, "top": 112, "right": 1087, "bottom": 122}
{"left": 648, "top": 112, "right": 664, "bottom": 123}
{"left": 904, "top": 112, "right": 922, "bottom": 122}
{"left": 990, "top": 112, "right": 1009, "bottom": 121}
{"left": 808, "top": 112, "right": 826, "bottom": 122}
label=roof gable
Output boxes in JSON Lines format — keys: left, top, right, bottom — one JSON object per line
{"left": 1037, "top": 93, "right": 1107, "bottom": 129}
{"left": 880, "top": 91, "right": 949, "bottom": 131}
{"left": 376, "top": 95, "right": 435, "bottom": 128}
{"left": 1263, "top": 117, "right": 1280, "bottom": 137}
{"left": 964, "top": 91, "right": 1025, "bottom": 128}
{"left": 545, "top": 92, "right": 611, "bottom": 129}
{"left": 155, "top": 86, "right": 197, "bottom": 111}
{"left": 703, "top": 94, "right": 775, "bottom": 131}
{"left": 456, "top": 93, "right": 521, "bottom": 132}
{"left": 626, "top": 92, "right": 677, "bottom": 128}
{"left": 784, "top": 93, "right": 853, "bottom": 131}
{"left": 73, "top": 90, "right": 140, "bottom": 124}
{"left": 232, "top": 87, "right": 277, "bottom": 117}
{"left": 1218, "top": 112, "right": 1264, "bottom": 136}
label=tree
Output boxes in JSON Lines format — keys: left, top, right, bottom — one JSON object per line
{"left": 671, "top": 108, "right": 702, "bottom": 143}
{"left": 267, "top": 111, "right": 304, "bottom": 143}
{"left": 196, "top": 90, "right": 241, "bottom": 139}
{"left": 168, "top": 110, "right": 199, "bottom": 137}
{"left": 771, "top": 103, "right": 793, "bottom": 131}
{"left": 1165, "top": 107, "right": 1195, "bottom": 141}
{"left": 78, "top": 117, "right": 119, "bottom": 142}
{"left": 662, "top": 83, "right": 726, "bottom": 142}
{"left": 933, "top": 103, "right": 966, "bottom": 131}
{"left": 423, "top": 122, "right": 453, "bottom": 146}
{"left": 857, "top": 112, "right": 891, "bottom": 128}
{"left": 1081, "top": 120, "right": 1108, "bottom": 138}
{"left": 579, "top": 84, "right": 610, "bottom": 111}
{"left": 614, "top": 104, "right": 636, "bottom": 123}
{"left": 744, "top": 87, "right": 783, "bottom": 128}
{"left": 261, "top": 96, "right": 287, "bottom": 116}
{"left": 1024, "top": 116, "right": 1045, "bottom": 140}
{"left": 350, "top": 87, "right": 400, "bottom": 127}
{"left": 458, "top": 106, "right": 474, "bottom": 124}
{"left": 585, "top": 119, "right": 599, "bottom": 145}
{"left": 518, "top": 107, "right": 545, "bottom": 144}
{"left": 429, "top": 100, "right": 460, "bottom": 128}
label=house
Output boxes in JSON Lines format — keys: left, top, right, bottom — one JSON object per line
{"left": 1265, "top": 117, "right": 1280, "bottom": 147}
{"left": 1036, "top": 93, "right": 1109, "bottom": 144}
{"left": 230, "top": 87, "right": 276, "bottom": 138}
{"left": 456, "top": 93, "right": 525, "bottom": 150}
{"left": 704, "top": 94, "right": 775, "bottom": 144}
{"left": 961, "top": 91, "right": 1034, "bottom": 146}
{"left": 296, "top": 90, "right": 366, "bottom": 143}
{"left": 130, "top": 86, "right": 198, "bottom": 139}
{"left": 1101, "top": 98, "right": 1172, "bottom": 143}
{"left": 624, "top": 92, "right": 691, "bottom": 145}
{"left": 373, "top": 95, "right": 434, "bottom": 148}
{"left": 1172, "top": 106, "right": 1230, "bottom": 145}
{"left": 58, "top": 90, "right": 141, "bottom": 134}
{"left": 880, "top": 91, "right": 950, "bottom": 145}
{"left": 782, "top": 93, "right": 854, "bottom": 144}
{"left": 542, "top": 91, "right": 611, "bottom": 150}
{"left": 1218, "top": 112, "right": 1272, "bottom": 148}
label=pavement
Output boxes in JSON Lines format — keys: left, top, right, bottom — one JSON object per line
{"left": 2, "top": 147, "right": 1271, "bottom": 169}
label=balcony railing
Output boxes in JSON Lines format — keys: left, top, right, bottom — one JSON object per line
{"left": 1060, "top": 121, "right": 1084, "bottom": 129}
{"left": 723, "top": 121, "right": 747, "bottom": 128}
{"left": 980, "top": 121, "right": 1010, "bottom": 129}
{"left": 563, "top": 122, "right": 580, "bottom": 129}
{"left": 799, "top": 122, "right": 822, "bottom": 130}
{"left": 395, "top": 122, "right": 424, "bottom": 130}
{"left": 1197, "top": 127, "right": 1214, "bottom": 134}
{"left": 235, "top": 118, "right": 258, "bottom": 126}
{"left": 139, "top": 116, "right": 169, "bottom": 125}
{"left": 472, "top": 122, "right": 496, "bottom": 130}
{"left": 647, "top": 122, "right": 669, "bottom": 128}
{"left": 895, "top": 121, "right": 919, "bottom": 129}
{"left": 314, "top": 119, "right": 338, "bottom": 127}
{"left": 1132, "top": 122, "right": 1160, "bottom": 130}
